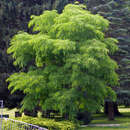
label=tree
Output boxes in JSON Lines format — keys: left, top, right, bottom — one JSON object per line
{"left": 7, "top": 4, "right": 118, "bottom": 121}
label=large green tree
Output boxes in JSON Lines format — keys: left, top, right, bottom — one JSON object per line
{"left": 7, "top": 4, "right": 118, "bottom": 120}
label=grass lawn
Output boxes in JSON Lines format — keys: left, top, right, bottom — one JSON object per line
{"left": 78, "top": 107, "right": 130, "bottom": 130}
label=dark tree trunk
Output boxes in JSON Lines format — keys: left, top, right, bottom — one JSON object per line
{"left": 104, "top": 101, "right": 109, "bottom": 115}
{"left": 108, "top": 101, "right": 114, "bottom": 120}
{"left": 104, "top": 101, "right": 121, "bottom": 116}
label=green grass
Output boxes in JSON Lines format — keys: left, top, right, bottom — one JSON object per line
{"left": 78, "top": 107, "right": 130, "bottom": 130}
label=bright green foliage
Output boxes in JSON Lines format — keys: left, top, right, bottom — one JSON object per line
{"left": 7, "top": 4, "right": 118, "bottom": 120}
{"left": 3, "top": 116, "right": 77, "bottom": 130}
{"left": 16, "top": 116, "right": 77, "bottom": 130}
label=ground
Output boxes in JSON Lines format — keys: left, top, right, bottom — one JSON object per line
{"left": 79, "top": 107, "right": 130, "bottom": 130}
{"left": 2, "top": 106, "right": 130, "bottom": 130}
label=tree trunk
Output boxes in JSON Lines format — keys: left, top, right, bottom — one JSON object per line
{"left": 104, "top": 101, "right": 109, "bottom": 115}
{"left": 104, "top": 101, "right": 121, "bottom": 116}
{"left": 108, "top": 101, "right": 114, "bottom": 120}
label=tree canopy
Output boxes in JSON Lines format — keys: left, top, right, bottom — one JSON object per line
{"left": 7, "top": 4, "right": 118, "bottom": 120}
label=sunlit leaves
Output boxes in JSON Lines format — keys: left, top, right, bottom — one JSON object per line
{"left": 28, "top": 10, "right": 59, "bottom": 33}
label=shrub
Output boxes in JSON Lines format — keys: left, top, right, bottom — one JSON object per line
{"left": 16, "top": 116, "right": 78, "bottom": 130}
{"left": 77, "top": 111, "right": 93, "bottom": 124}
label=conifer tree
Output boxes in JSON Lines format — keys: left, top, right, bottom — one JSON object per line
{"left": 7, "top": 4, "right": 118, "bottom": 120}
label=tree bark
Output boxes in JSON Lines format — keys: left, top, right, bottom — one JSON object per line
{"left": 104, "top": 101, "right": 109, "bottom": 115}
{"left": 108, "top": 101, "right": 114, "bottom": 120}
{"left": 104, "top": 101, "right": 121, "bottom": 117}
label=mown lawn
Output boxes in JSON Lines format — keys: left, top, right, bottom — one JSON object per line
{"left": 79, "top": 107, "right": 130, "bottom": 130}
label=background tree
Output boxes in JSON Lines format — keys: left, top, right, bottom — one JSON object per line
{"left": 7, "top": 4, "right": 118, "bottom": 121}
